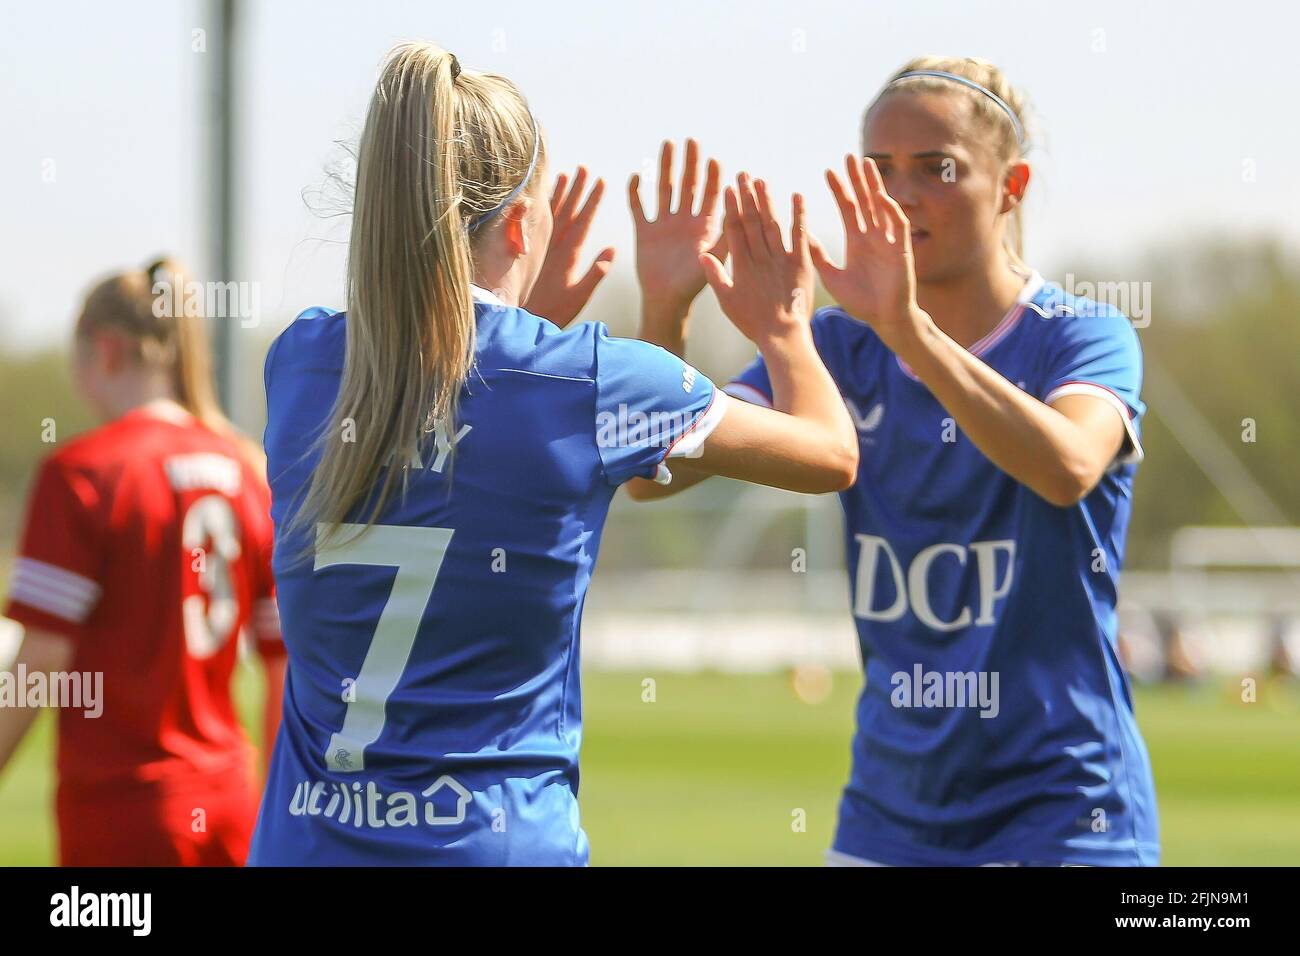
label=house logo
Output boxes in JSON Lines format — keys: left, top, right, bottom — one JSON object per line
{"left": 422, "top": 775, "right": 472, "bottom": 825}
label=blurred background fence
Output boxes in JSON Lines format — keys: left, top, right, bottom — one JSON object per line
{"left": 4, "top": 244, "right": 1300, "bottom": 682}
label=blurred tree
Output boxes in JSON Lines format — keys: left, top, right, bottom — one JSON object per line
{"left": 1084, "top": 238, "right": 1300, "bottom": 566}
{"left": 0, "top": 347, "right": 96, "bottom": 548}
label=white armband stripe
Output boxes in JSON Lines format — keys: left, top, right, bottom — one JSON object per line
{"left": 14, "top": 557, "right": 100, "bottom": 602}
{"left": 10, "top": 557, "right": 101, "bottom": 623}
{"left": 9, "top": 582, "right": 84, "bottom": 622}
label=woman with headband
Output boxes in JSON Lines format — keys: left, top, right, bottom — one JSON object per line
{"left": 631, "top": 56, "right": 1158, "bottom": 866}
{"left": 247, "top": 42, "right": 856, "bottom": 865}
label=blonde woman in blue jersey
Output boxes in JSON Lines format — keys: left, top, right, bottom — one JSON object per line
{"left": 630, "top": 56, "right": 1158, "bottom": 866}
{"left": 249, "top": 41, "right": 858, "bottom": 865}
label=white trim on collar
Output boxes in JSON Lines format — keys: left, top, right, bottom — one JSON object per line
{"left": 896, "top": 268, "right": 1045, "bottom": 380}
{"left": 470, "top": 284, "right": 508, "bottom": 307}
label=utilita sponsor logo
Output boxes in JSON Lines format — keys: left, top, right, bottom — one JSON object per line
{"left": 287, "top": 775, "right": 472, "bottom": 829}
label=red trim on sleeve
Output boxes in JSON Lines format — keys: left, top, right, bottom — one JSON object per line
{"left": 661, "top": 388, "right": 720, "bottom": 461}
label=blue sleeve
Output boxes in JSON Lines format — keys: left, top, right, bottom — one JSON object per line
{"left": 1041, "top": 306, "right": 1145, "bottom": 462}
{"left": 262, "top": 328, "right": 287, "bottom": 465}
{"left": 591, "top": 323, "right": 723, "bottom": 486}
{"left": 262, "top": 327, "right": 285, "bottom": 401}
{"left": 263, "top": 308, "right": 346, "bottom": 486}
{"left": 722, "top": 308, "right": 845, "bottom": 408}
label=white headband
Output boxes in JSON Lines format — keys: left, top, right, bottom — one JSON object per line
{"left": 890, "top": 70, "right": 1025, "bottom": 146}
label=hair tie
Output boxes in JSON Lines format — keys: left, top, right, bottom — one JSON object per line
{"left": 144, "top": 257, "right": 168, "bottom": 285}
{"left": 890, "top": 69, "right": 1025, "bottom": 147}
{"left": 448, "top": 54, "right": 462, "bottom": 81}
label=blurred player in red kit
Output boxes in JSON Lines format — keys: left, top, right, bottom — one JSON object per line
{"left": 0, "top": 259, "right": 285, "bottom": 865}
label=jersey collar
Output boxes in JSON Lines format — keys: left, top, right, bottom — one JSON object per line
{"left": 896, "top": 269, "right": 1045, "bottom": 381}
{"left": 470, "top": 284, "right": 508, "bottom": 307}
{"left": 123, "top": 398, "right": 195, "bottom": 427}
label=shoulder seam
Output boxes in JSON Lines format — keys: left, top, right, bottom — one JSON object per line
{"left": 494, "top": 367, "right": 595, "bottom": 384}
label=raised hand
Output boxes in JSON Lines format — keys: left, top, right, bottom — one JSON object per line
{"left": 629, "top": 139, "right": 728, "bottom": 311}
{"left": 699, "top": 173, "right": 815, "bottom": 346}
{"left": 808, "top": 154, "right": 927, "bottom": 352}
{"left": 523, "top": 166, "right": 615, "bottom": 328}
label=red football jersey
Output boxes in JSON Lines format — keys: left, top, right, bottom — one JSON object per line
{"left": 4, "top": 403, "right": 282, "bottom": 794}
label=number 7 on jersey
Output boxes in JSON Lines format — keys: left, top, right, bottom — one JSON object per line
{"left": 314, "top": 523, "right": 455, "bottom": 772}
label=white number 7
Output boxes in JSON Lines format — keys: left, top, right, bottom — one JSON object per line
{"left": 314, "top": 523, "right": 455, "bottom": 773}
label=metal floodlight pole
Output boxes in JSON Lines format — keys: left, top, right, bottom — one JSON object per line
{"left": 209, "top": 0, "right": 237, "bottom": 413}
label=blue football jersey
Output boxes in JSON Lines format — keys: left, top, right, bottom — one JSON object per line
{"left": 248, "top": 287, "right": 727, "bottom": 865}
{"left": 727, "top": 271, "right": 1159, "bottom": 866}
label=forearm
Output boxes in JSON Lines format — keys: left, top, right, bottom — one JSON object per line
{"left": 637, "top": 294, "right": 692, "bottom": 358}
{"left": 0, "top": 628, "right": 73, "bottom": 777}
{"left": 633, "top": 328, "right": 857, "bottom": 498}
{"left": 761, "top": 327, "right": 855, "bottom": 448}
{"left": 896, "top": 314, "right": 1109, "bottom": 506}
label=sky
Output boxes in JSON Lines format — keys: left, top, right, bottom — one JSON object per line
{"left": 2, "top": 0, "right": 1297, "bottom": 420}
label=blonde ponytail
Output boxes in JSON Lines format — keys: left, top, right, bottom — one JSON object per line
{"left": 291, "top": 41, "right": 545, "bottom": 554}
{"left": 142, "top": 259, "right": 229, "bottom": 433}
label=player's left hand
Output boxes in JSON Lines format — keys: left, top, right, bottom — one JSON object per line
{"left": 523, "top": 166, "right": 615, "bottom": 328}
{"left": 700, "top": 174, "right": 815, "bottom": 348}
{"left": 808, "top": 155, "right": 930, "bottom": 353}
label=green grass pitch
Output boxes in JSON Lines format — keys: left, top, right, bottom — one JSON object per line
{"left": 2, "top": 669, "right": 1297, "bottom": 865}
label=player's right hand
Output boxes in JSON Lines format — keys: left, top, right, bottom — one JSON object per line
{"left": 807, "top": 154, "right": 927, "bottom": 354}
{"left": 523, "top": 166, "right": 615, "bottom": 329}
{"left": 629, "top": 138, "right": 728, "bottom": 313}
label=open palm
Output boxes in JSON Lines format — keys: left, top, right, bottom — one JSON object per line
{"left": 808, "top": 155, "right": 923, "bottom": 352}
{"left": 630, "top": 138, "right": 727, "bottom": 309}
{"left": 700, "top": 174, "right": 815, "bottom": 346}
{"left": 523, "top": 166, "right": 615, "bottom": 328}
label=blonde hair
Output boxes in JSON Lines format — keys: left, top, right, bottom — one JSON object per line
{"left": 76, "top": 259, "right": 265, "bottom": 471}
{"left": 864, "top": 55, "right": 1031, "bottom": 265}
{"left": 293, "top": 41, "right": 545, "bottom": 553}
